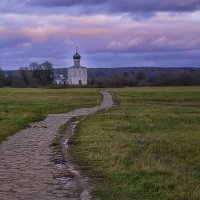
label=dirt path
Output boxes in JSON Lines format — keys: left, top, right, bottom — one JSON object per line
{"left": 0, "top": 91, "right": 113, "bottom": 200}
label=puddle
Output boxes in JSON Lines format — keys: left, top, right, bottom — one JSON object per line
{"left": 72, "top": 121, "right": 79, "bottom": 135}
{"left": 63, "top": 139, "right": 68, "bottom": 148}
{"left": 55, "top": 163, "right": 65, "bottom": 170}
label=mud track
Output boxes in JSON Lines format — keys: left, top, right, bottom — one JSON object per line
{"left": 0, "top": 92, "right": 113, "bottom": 200}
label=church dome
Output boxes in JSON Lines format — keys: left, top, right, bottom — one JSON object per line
{"left": 73, "top": 52, "right": 81, "bottom": 59}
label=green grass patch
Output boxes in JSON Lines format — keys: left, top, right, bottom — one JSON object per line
{"left": 0, "top": 88, "right": 101, "bottom": 143}
{"left": 70, "top": 87, "right": 200, "bottom": 200}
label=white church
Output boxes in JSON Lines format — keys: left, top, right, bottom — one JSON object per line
{"left": 54, "top": 48, "right": 88, "bottom": 85}
{"left": 68, "top": 48, "right": 87, "bottom": 85}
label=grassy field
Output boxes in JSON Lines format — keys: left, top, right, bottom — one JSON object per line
{"left": 0, "top": 88, "right": 101, "bottom": 143}
{"left": 70, "top": 87, "right": 200, "bottom": 200}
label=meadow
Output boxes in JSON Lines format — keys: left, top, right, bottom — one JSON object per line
{"left": 0, "top": 88, "right": 101, "bottom": 143}
{"left": 70, "top": 87, "right": 200, "bottom": 200}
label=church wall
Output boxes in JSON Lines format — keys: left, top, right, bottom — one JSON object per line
{"left": 68, "top": 67, "right": 87, "bottom": 85}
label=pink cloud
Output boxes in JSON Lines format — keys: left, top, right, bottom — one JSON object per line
{"left": 0, "top": 11, "right": 200, "bottom": 68}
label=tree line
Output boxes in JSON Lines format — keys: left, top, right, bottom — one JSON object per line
{"left": 1, "top": 64, "right": 200, "bottom": 88}
{"left": 87, "top": 68, "right": 200, "bottom": 87}
{"left": 0, "top": 61, "right": 54, "bottom": 87}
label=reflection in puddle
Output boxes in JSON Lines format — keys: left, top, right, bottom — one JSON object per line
{"left": 55, "top": 163, "right": 65, "bottom": 170}
{"left": 72, "top": 121, "right": 79, "bottom": 135}
{"left": 63, "top": 139, "right": 68, "bottom": 148}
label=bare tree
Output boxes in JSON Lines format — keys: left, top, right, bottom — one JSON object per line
{"left": 0, "top": 67, "right": 6, "bottom": 87}
{"left": 29, "top": 61, "right": 54, "bottom": 87}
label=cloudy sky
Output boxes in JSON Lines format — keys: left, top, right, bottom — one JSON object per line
{"left": 0, "top": 0, "right": 200, "bottom": 69}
